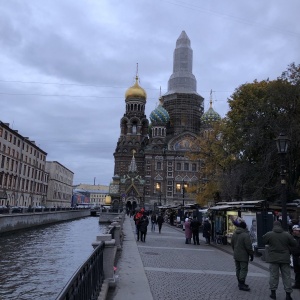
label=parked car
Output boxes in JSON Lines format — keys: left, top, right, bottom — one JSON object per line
{"left": 11, "top": 206, "right": 23, "bottom": 213}
{"left": 0, "top": 205, "right": 9, "bottom": 214}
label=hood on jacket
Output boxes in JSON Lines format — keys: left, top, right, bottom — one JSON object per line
{"left": 272, "top": 221, "right": 283, "bottom": 233}
{"left": 273, "top": 225, "right": 284, "bottom": 233}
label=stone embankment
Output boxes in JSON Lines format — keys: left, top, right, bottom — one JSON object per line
{"left": 0, "top": 210, "right": 91, "bottom": 233}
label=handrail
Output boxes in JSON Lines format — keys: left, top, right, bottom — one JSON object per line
{"left": 56, "top": 242, "right": 105, "bottom": 300}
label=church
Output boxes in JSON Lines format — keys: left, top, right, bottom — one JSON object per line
{"left": 109, "top": 31, "right": 221, "bottom": 211}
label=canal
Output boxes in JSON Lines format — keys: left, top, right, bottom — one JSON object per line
{"left": 0, "top": 216, "right": 107, "bottom": 300}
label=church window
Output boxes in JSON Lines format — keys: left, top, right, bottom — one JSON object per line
{"left": 132, "top": 124, "right": 137, "bottom": 134}
{"left": 157, "top": 162, "right": 162, "bottom": 170}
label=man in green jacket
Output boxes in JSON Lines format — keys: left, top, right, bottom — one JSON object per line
{"left": 231, "top": 221, "right": 254, "bottom": 291}
{"left": 263, "top": 220, "right": 297, "bottom": 300}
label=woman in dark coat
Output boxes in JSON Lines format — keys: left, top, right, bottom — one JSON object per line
{"left": 203, "top": 218, "right": 212, "bottom": 245}
{"left": 139, "top": 213, "right": 149, "bottom": 242}
{"left": 157, "top": 214, "right": 164, "bottom": 233}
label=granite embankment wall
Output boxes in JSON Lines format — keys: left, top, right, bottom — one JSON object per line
{"left": 0, "top": 210, "right": 91, "bottom": 233}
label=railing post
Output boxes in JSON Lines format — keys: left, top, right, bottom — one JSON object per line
{"left": 109, "top": 222, "right": 121, "bottom": 250}
{"left": 92, "top": 234, "right": 117, "bottom": 286}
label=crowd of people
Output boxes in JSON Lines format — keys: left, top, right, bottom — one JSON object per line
{"left": 129, "top": 207, "right": 300, "bottom": 300}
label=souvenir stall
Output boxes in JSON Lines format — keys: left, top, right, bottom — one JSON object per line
{"left": 209, "top": 200, "right": 266, "bottom": 246}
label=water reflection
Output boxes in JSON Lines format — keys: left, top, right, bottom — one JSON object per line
{"left": 0, "top": 217, "right": 107, "bottom": 300}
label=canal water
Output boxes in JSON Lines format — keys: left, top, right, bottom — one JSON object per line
{"left": 0, "top": 216, "right": 108, "bottom": 300}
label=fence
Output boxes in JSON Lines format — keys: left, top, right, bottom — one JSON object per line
{"left": 56, "top": 242, "right": 105, "bottom": 300}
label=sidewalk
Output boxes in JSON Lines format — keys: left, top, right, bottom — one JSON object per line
{"left": 109, "top": 216, "right": 300, "bottom": 300}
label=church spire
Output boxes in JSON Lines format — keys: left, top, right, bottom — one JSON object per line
{"left": 128, "top": 150, "right": 137, "bottom": 173}
{"left": 165, "top": 30, "right": 198, "bottom": 95}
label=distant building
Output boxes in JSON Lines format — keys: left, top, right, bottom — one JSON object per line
{"left": 73, "top": 184, "right": 109, "bottom": 207}
{"left": 0, "top": 121, "right": 48, "bottom": 207}
{"left": 46, "top": 161, "right": 74, "bottom": 207}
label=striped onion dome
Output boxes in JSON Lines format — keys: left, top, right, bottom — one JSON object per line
{"left": 150, "top": 97, "right": 170, "bottom": 125}
{"left": 201, "top": 92, "right": 221, "bottom": 124}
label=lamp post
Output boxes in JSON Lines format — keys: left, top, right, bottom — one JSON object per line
{"left": 275, "top": 133, "right": 290, "bottom": 231}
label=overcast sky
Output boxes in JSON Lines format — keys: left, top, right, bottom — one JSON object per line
{"left": 1, "top": 0, "right": 299, "bottom": 186}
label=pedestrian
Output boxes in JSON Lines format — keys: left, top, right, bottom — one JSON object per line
{"left": 134, "top": 208, "right": 144, "bottom": 241}
{"left": 184, "top": 218, "right": 192, "bottom": 244}
{"left": 139, "top": 212, "right": 149, "bottom": 242}
{"left": 151, "top": 212, "right": 157, "bottom": 232}
{"left": 290, "top": 225, "right": 300, "bottom": 289}
{"left": 263, "top": 220, "right": 297, "bottom": 300}
{"left": 231, "top": 220, "right": 254, "bottom": 291}
{"left": 157, "top": 214, "right": 164, "bottom": 233}
{"left": 203, "top": 218, "right": 211, "bottom": 245}
{"left": 190, "top": 215, "right": 201, "bottom": 245}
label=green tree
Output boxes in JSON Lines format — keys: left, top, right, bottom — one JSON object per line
{"left": 222, "top": 65, "right": 300, "bottom": 202}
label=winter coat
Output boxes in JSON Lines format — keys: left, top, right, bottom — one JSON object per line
{"left": 185, "top": 221, "right": 192, "bottom": 239}
{"left": 203, "top": 220, "right": 211, "bottom": 238}
{"left": 290, "top": 236, "right": 300, "bottom": 257}
{"left": 190, "top": 219, "right": 201, "bottom": 232}
{"left": 139, "top": 216, "right": 149, "bottom": 233}
{"left": 157, "top": 215, "right": 164, "bottom": 225}
{"left": 151, "top": 215, "right": 157, "bottom": 224}
{"left": 231, "top": 227, "right": 254, "bottom": 262}
{"left": 134, "top": 212, "right": 143, "bottom": 226}
{"left": 262, "top": 224, "right": 297, "bottom": 263}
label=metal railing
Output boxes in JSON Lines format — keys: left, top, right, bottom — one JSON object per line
{"left": 56, "top": 242, "right": 105, "bottom": 300}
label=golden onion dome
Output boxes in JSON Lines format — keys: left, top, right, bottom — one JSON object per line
{"left": 125, "top": 76, "right": 147, "bottom": 100}
{"left": 105, "top": 195, "right": 112, "bottom": 205}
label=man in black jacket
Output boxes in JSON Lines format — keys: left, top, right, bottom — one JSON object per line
{"left": 190, "top": 216, "right": 201, "bottom": 245}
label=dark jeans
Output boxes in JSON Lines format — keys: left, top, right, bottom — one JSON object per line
{"left": 158, "top": 224, "right": 162, "bottom": 233}
{"left": 140, "top": 231, "right": 147, "bottom": 242}
{"left": 192, "top": 230, "right": 200, "bottom": 244}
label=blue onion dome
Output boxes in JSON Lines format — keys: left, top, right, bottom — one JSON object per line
{"left": 201, "top": 92, "right": 221, "bottom": 124}
{"left": 150, "top": 97, "right": 170, "bottom": 125}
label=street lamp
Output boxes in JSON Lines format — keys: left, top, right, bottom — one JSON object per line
{"left": 156, "top": 182, "right": 162, "bottom": 206}
{"left": 275, "top": 132, "right": 290, "bottom": 231}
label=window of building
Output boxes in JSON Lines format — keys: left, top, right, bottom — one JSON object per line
{"left": 168, "top": 167, "right": 172, "bottom": 171}
{"left": 168, "top": 172, "right": 172, "bottom": 176}
{"left": 157, "top": 161, "right": 162, "bottom": 170}
{"left": 176, "top": 163, "right": 181, "bottom": 170}
{"left": 9, "top": 134, "right": 12, "bottom": 142}
{"left": 13, "top": 137, "right": 16, "bottom": 145}
{"left": 192, "top": 163, "right": 197, "bottom": 171}
{"left": 0, "top": 128, "right": 2, "bottom": 137}
{"left": 184, "top": 163, "right": 189, "bottom": 171}
{"left": 4, "top": 131, "right": 7, "bottom": 140}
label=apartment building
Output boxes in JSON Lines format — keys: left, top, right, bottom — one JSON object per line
{"left": 46, "top": 161, "right": 74, "bottom": 207}
{"left": 0, "top": 121, "right": 48, "bottom": 207}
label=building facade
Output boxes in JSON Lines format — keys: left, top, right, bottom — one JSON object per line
{"left": 72, "top": 184, "right": 109, "bottom": 207}
{"left": 0, "top": 121, "right": 48, "bottom": 207}
{"left": 111, "top": 31, "right": 220, "bottom": 211}
{"left": 46, "top": 161, "right": 74, "bottom": 207}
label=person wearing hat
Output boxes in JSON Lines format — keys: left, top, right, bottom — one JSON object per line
{"left": 291, "top": 225, "right": 300, "bottom": 289}
{"left": 263, "top": 220, "right": 297, "bottom": 300}
{"left": 231, "top": 221, "right": 254, "bottom": 291}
